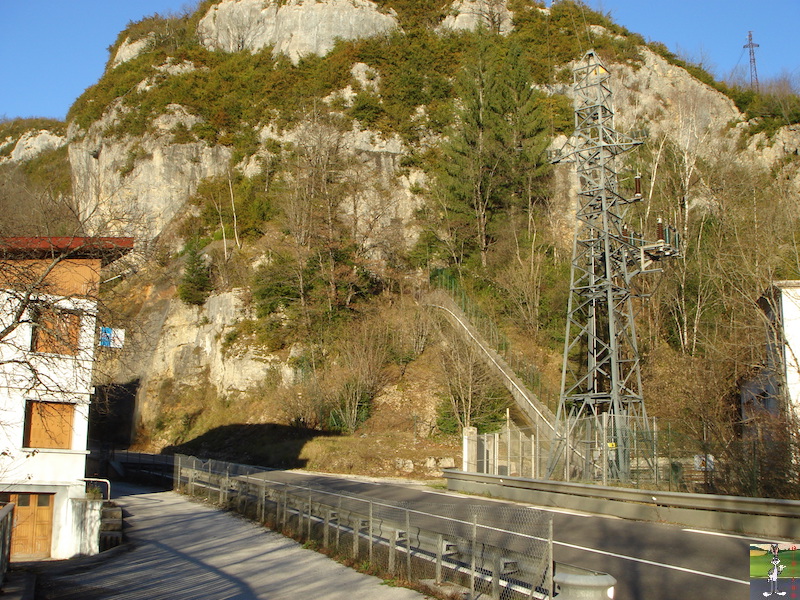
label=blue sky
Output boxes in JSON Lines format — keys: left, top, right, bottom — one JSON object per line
{"left": 585, "top": 0, "right": 799, "bottom": 84}
{"left": 1, "top": 0, "right": 798, "bottom": 121}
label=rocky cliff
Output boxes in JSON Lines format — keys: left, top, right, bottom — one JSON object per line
{"left": 10, "top": 0, "right": 800, "bottom": 459}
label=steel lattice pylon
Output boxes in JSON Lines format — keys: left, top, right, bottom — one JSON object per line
{"left": 547, "top": 51, "right": 679, "bottom": 483}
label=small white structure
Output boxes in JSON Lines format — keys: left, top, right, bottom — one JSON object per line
{"left": 742, "top": 281, "right": 800, "bottom": 430}
{"left": 0, "top": 237, "right": 132, "bottom": 559}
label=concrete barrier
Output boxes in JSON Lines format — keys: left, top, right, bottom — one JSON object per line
{"left": 443, "top": 470, "right": 800, "bottom": 539}
{"left": 554, "top": 563, "right": 616, "bottom": 600}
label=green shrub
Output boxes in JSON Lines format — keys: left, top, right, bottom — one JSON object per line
{"left": 178, "top": 243, "right": 213, "bottom": 305}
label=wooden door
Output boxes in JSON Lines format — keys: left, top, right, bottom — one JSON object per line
{"left": 0, "top": 493, "right": 54, "bottom": 559}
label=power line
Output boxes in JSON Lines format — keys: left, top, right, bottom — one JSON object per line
{"left": 744, "top": 31, "right": 760, "bottom": 91}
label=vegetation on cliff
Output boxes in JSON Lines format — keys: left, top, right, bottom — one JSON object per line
{"left": 2, "top": 0, "right": 800, "bottom": 492}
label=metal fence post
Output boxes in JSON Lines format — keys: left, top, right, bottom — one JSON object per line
{"left": 323, "top": 509, "right": 330, "bottom": 548}
{"left": 307, "top": 490, "right": 313, "bottom": 540}
{"left": 653, "top": 418, "right": 659, "bottom": 487}
{"left": 280, "top": 487, "right": 287, "bottom": 530}
{"left": 259, "top": 480, "right": 265, "bottom": 523}
{"left": 336, "top": 498, "right": 341, "bottom": 549}
{"left": 405, "top": 509, "right": 411, "bottom": 578}
{"left": 352, "top": 512, "right": 359, "bottom": 559}
{"left": 470, "top": 512, "right": 477, "bottom": 598}
{"left": 492, "top": 548, "right": 501, "bottom": 599}
{"left": 368, "top": 501, "right": 374, "bottom": 564}
{"left": 602, "top": 412, "right": 608, "bottom": 487}
{"left": 435, "top": 534, "right": 443, "bottom": 584}
{"left": 389, "top": 529, "right": 398, "bottom": 575}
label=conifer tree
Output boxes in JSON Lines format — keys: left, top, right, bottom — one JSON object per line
{"left": 178, "top": 243, "right": 213, "bottom": 305}
{"left": 435, "top": 34, "right": 550, "bottom": 269}
{"left": 438, "top": 31, "right": 507, "bottom": 269}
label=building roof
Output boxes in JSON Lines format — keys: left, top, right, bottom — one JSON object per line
{"left": 0, "top": 237, "right": 134, "bottom": 266}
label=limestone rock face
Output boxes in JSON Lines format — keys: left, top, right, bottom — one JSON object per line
{"left": 111, "top": 34, "right": 155, "bottom": 68}
{"left": 611, "top": 46, "right": 740, "bottom": 157}
{"left": 197, "top": 0, "right": 398, "bottom": 64}
{"left": 68, "top": 103, "right": 232, "bottom": 241}
{"left": 128, "top": 290, "right": 294, "bottom": 427}
{"left": 0, "top": 130, "right": 66, "bottom": 164}
{"left": 440, "top": 0, "right": 513, "bottom": 34}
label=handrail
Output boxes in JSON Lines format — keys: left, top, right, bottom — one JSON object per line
{"left": 425, "top": 293, "right": 556, "bottom": 432}
{"left": 0, "top": 503, "right": 14, "bottom": 585}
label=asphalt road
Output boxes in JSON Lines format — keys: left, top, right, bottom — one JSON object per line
{"left": 245, "top": 470, "right": 753, "bottom": 600}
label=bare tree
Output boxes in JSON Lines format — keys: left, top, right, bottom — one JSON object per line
{"left": 328, "top": 318, "right": 389, "bottom": 433}
{"left": 437, "top": 324, "right": 507, "bottom": 431}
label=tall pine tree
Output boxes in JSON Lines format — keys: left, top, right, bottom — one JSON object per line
{"left": 435, "top": 34, "right": 551, "bottom": 269}
{"left": 178, "top": 243, "right": 213, "bottom": 305}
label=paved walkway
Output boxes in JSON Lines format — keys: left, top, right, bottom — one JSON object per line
{"left": 35, "top": 484, "right": 429, "bottom": 600}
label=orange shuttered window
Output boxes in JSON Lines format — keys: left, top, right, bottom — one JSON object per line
{"left": 23, "top": 400, "right": 75, "bottom": 449}
{"left": 31, "top": 306, "right": 80, "bottom": 356}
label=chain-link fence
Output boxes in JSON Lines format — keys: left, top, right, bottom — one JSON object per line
{"left": 465, "top": 415, "right": 800, "bottom": 496}
{"left": 464, "top": 422, "right": 549, "bottom": 480}
{"left": 467, "top": 417, "right": 700, "bottom": 490}
{"left": 174, "top": 455, "right": 554, "bottom": 599}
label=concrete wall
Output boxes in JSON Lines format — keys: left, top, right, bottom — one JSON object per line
{"left": 71, "top": 498, "right": 103, "bottom": 556}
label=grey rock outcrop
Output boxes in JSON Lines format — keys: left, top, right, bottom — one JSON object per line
{"left": 122, "top": 289, "right": 295, "bottom": 429}
{"left": 197, "top": 0, "right": 398, "bottom": 64}
{"left": 68, "top": 102, "right": 232, "bottom": 240}
{"left": 111, "top": 34, "right": 155, "bottom": 68}
{"left": 440, "top": 0, "right": 513, "bottom": 34}
{"left": 0, "top": 130, "right": 66, "bottom": 164}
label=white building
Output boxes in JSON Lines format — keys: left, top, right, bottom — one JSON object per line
{"left": 742, "top": 281, "right": 800, "bottom": 432}
{"left": 0, "top": 237, "right": 132, "bottom": 559}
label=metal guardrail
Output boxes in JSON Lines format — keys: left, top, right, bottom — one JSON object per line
{"left": 174, "top": 454, "right": 556, "bottom": 599}
{"left": 443, "top": 470, "right": 800, "bottom": 540}
{"left": 0, "top": 503, "right": 14, "bottom": 585}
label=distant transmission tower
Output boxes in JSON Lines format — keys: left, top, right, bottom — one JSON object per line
{"left": 547, "top": 51, "right": 680, "bottom": 483}
{"left": 744, "top": 31, "right": 760, "bottom": 91}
